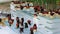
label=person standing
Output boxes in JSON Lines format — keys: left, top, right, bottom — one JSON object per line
{"left": 9, "top": 19, "right": 12, "bottom": 26}
{"left": 30, "top": 27, "right": 34, "bottom": 34}
{"left": 25, "top": 22, "right": 28, "bottom": 28}
{"left": 33, "top": 24, "right": 37, "bottom": 32}
{"left": 7, "top": 14, "right": 11, "bottom": 23}
{"left": 21, "top": 18, "right": 24, "bottom": 25}
{"left": 16, "top": 17, "right": 20, "bottom": 28}
{"left": 19, "top": 22, "right": 24, "bottom": 33}
{"left": 27, "top": 20, "right": 31, "bottom": 25}
{"left": 0, "top": 18, "right": 2, "bottom": 22}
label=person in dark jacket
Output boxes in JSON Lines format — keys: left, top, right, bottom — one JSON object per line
{"left": 16, "top": 17, "right": 20, "bottom": 28}
{"left": 40, "top": 6, "right": 44, "bottom": 13}
{"left": 7, "top": 14, "right": 11, "bottom": 24}
{"left": 7, "top": 14, "right": 11, "bottom": 20}
{"left": 30, "top": 27, "right": 34, "bottom": 34}
{"left": 25, "top": 22, "right": 28, "bottom": 28}
{"left": 20, "top": 22, "right": 24, "bottom": 33}
{"left": 20, "top": 6, "right": 24, "bottom": 10}
{"left": 0, "top": 18, "right": 2, "bottom": 22}
{"left": 21, "top": 18, "right": 24, "bottom": 25}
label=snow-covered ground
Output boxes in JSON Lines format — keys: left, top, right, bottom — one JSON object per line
{"left": 0, "top": 8, "right": 60, "bottom": 34}
{"left": 0, "top": 26, "right": 18, "bottom": 34}
{"left": 0, "top": 1, "right": 60, "bottom": 34}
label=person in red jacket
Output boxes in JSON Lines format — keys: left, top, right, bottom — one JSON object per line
{"left": 33, "top": 24, "right": 37, "bottom": 32}
{"left": 27, "top": 20, "right": 31, "bottom": 25}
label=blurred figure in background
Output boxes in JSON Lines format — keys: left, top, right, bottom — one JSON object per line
{"left": 0, "top": 18, "right": 2, "bottom": 22}
{"left": 19, "top": 21, "right": 24, "bottom": 33}
{"left": 27, "top": 20, "right": 31, "bottom": 25}
{"left": 33, "top": 24, "right": 37, "bottom": 32}
{"left": 25, "top": 22, "right": 28, "bottom": 28}
{"left": 16, "top": 17, "right": 20, "bottom": 28}
{"left": 7, "top": 14, "right": 11, "bottom": 21}
{"left": 21, "top": 18, "right": 24, "bottom": 25}
{"left": 20, "top": 5, "right": 24, "bottom": 10}
{"left": 9, "top": 19, "right": 14, "bottom": 26}
{"left": 30, "top": 27, "right": 34, "bottom": 34}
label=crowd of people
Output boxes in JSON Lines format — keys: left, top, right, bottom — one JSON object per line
{"left": 11, "top": 1, "right": 60, "bottom": 18}
{"left": 9, "top": 1, "right": 60, "bottom": 34}
{"left": 34, "top": 5, "right": 60, "bottom": 18}
{"left": 10, "top": 1, "right": 33, "bottom": 10}
{"left": 34, "top": 6, "right": 60, "bottom": 16}
{"left": 7, "top": 14, "right": 37, "bottom": 34}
